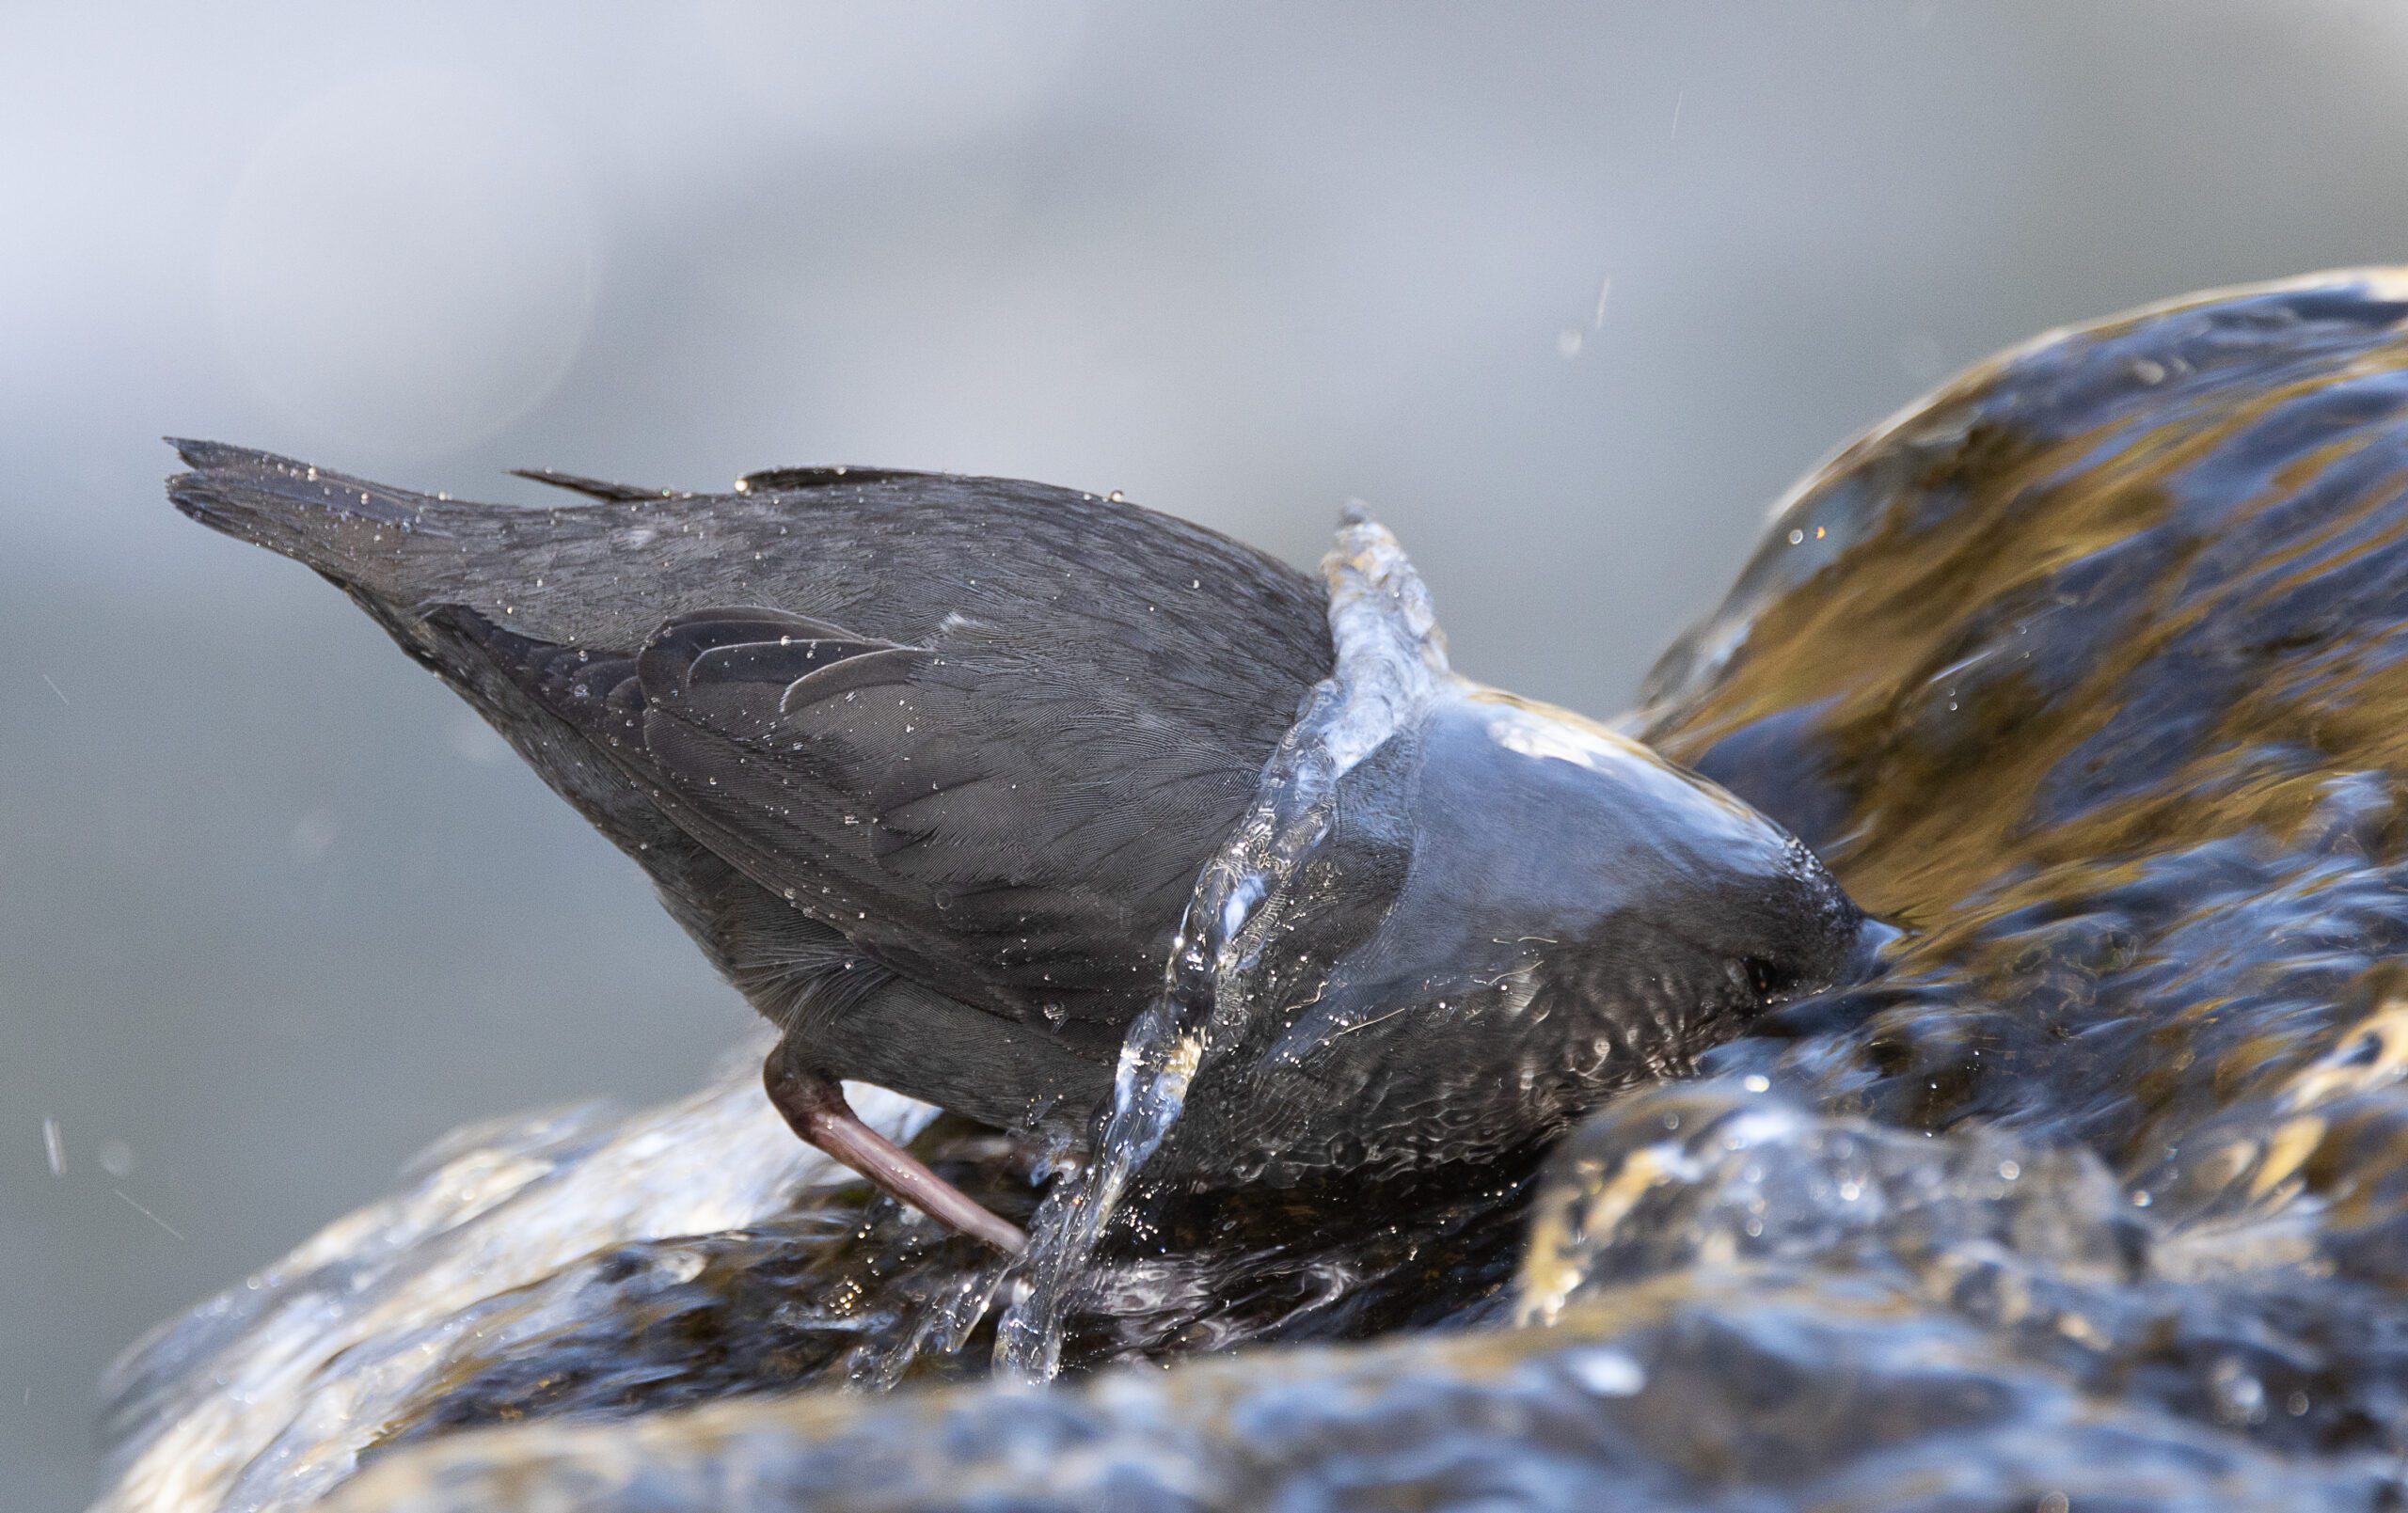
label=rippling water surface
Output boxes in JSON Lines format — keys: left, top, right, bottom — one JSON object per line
{"left": 97, "top": 272, "right": 2408, "bottom": 1512}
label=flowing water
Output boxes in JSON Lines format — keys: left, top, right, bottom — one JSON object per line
{"left": 93, "top": 270, "right": 2408, "bottom": 1511}
{"left": 993, "top": 507, "right": 1453, "bottom": 1380}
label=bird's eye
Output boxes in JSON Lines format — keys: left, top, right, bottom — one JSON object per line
{"left": 1743, "top": 956, "right": 1803, "bottom": 1001}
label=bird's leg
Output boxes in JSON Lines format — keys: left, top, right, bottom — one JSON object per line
{"left": 763, "top": 1050, "right": 1028, "bottom": 1254}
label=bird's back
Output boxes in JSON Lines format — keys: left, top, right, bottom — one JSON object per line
{"left": 170, "top": 442, "right": 1334, "bottom": 1121}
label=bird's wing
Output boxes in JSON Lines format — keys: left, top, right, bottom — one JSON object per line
{"left": 449, "top": 570, "right": 1325, "bottom": 1035}
{"left": 167, "top": 443, "right": 1334, "bottom": 1038}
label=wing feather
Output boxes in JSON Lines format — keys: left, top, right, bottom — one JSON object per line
{"left": 429, "top": 477, "right": 1330, "bottom": 1033}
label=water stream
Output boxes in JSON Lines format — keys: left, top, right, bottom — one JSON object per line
{"left": 993, "top": 507, "right": 1453, "bottom": 1379}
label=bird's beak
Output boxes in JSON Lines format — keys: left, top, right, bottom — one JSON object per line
{"left": 1840, "top": 916, "right": 1905, "bottom": 985}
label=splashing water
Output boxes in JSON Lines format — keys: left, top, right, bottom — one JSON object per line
{"left": 993, "top": 507, "right": 1454, "bottom": 1379}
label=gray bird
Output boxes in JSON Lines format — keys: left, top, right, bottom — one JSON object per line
{"left": 169, "top": 442, "right": 1882, "bottom": 1251}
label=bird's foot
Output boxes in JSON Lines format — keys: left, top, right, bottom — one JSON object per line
{"left": 764, "top": 1053, "right": 1028, "bottom": 1254}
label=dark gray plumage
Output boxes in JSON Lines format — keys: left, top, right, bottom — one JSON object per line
{"left": 167, "top": 441, "right": 1879, "bottom": 1247}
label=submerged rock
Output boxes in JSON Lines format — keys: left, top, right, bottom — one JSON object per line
{"left": 323, "top": 1287, "right": 2399, "bottom": 1513}
{"left": 99, "top": 271, "right": 2408, "bottom": 1511}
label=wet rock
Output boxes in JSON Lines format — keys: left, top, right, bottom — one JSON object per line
{"left": 321, "top": 1287, "right": 2400, "bottom": 1513}
{"left": 93, "top": 1052, "right": 1533, "bottom": 1513}
{"left": 1520, "top": 1084, "right": 2408, "bottom": 1458}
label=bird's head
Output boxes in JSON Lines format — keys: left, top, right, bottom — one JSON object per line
{"left": 1148, "top": 526, "right": 1889, "bottom": 1188}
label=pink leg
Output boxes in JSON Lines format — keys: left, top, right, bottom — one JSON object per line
{"left": 764, "top": 1054, "right": 1027, "bottom": 1254}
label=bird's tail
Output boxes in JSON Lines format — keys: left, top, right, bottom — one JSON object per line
{"left": 166, "top": 439, "right": 467, "bottom": 597}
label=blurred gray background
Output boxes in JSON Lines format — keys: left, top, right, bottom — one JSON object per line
{"left": 9, "top": 2, "right": 2408, "bottom": 1505}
